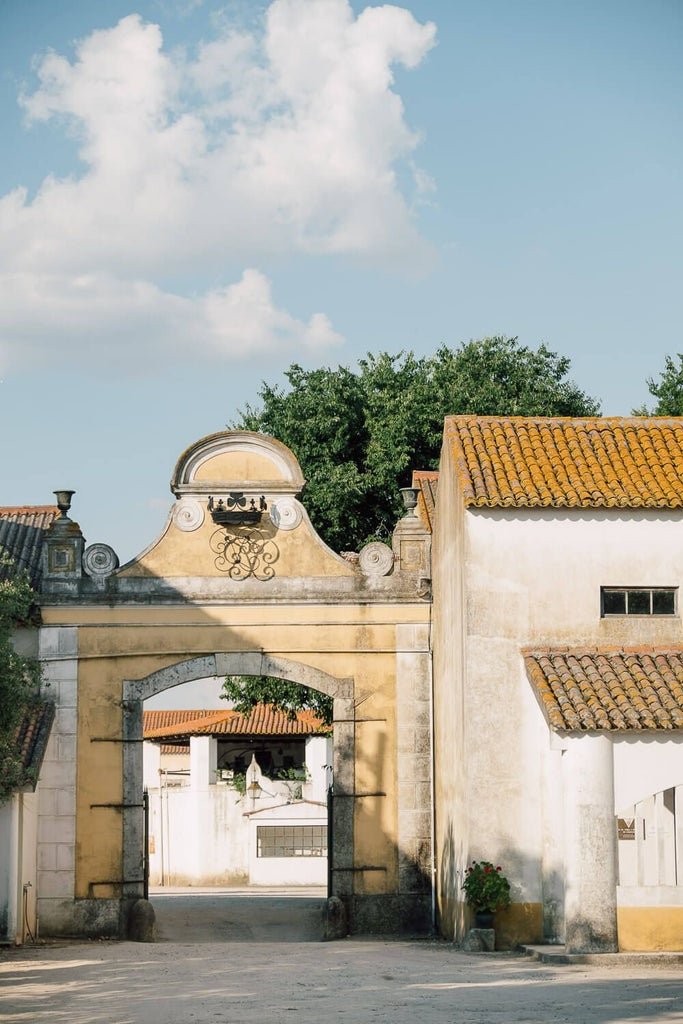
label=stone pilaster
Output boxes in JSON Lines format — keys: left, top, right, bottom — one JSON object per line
{"left": 36, "top": 627, "right": 78, "bottom": 935}
{"left": 395, "top": 623, "right": 433, "bottom": 933}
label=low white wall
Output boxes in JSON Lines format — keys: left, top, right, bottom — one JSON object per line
{"left": 247, "top": 803, "right": 328, "bottom": 887}
{"left": 148, "top": 782, "right": 249, "bottom": 886}
{"left": 147, "top": 781, "right": 327, "bottom": 887}
{"left": 614, "top": 736, "right": 683, "bottom": 814}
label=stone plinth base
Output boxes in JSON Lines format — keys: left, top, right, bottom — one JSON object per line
{"left": 462, "top": 927, "right": 495, "bottom": 952}
{"left": 347, "top": 893, "right": 433, "bottom": 936}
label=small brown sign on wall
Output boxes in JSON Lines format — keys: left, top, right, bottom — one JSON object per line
{"left": 617, "top": 817, "right": 635, "bottom": 840}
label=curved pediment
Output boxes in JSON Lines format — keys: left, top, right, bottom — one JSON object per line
{"left": 171, "top": 431, "right": 305, "bottom": 498}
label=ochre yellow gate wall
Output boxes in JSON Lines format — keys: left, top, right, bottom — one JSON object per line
{"left": 37, "top": 432, "right": 433, "bottom": 938}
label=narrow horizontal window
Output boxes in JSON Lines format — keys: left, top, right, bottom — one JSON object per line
{"left": 601, "top": 587, "right": 677, "bottom": 617}
{"left": 257, "top": 824, "right": 327, "bottom": 858}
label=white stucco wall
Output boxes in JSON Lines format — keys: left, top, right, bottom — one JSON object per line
{"left": 463, "top": 508, "right": 683, "bottom": 888}
{"left": 433, "top": 489, "right": 683, "bottom": 944}
{"left": 148, "top": 782, "right": 251, "bottom": 886}
{"left": 247, "top": 802, "right": 328, "bottom": 886}
{"left": 146, "top": 738, "right": 329, "bottom": 887}
{"left": 613, "top": 736, "right": 683, "bottom": 814}
{"left": 0, "top": 789, "right": 40, "bottom": 945}
{"left": 147, "top": 782, "right": 327, "bottom": 887}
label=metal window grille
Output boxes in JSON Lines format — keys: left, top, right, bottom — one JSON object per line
{"left": 256, "top": 825, "right": 328, "bottom": 858}
{"left": 601, "top": 587, "right": 676, "bottom": 617}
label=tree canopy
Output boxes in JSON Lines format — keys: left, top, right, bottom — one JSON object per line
{"left": 0, "top": 558, "right": 42, "bottom": 802}
{"left": 633, "top": 354, "right": 683, "bottom": 416}
{"left": 222, "top": 675, "right": 333, "bottom": 727}
{"left": 234, "top": 336, "right": 600, "bottom": 552}
{"left": 224, "top": 336, "right": 598, "bottom": 724}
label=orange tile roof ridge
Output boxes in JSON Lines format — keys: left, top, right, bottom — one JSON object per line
{"left": 144, "top": 709, "right": 237, "bottom": 738}
{"left": 0, "top": 505, "right": 60, "bottom": 514}
{"left": 143, "top": 704, "right": 328, "bottom": 739}
{"left": 412, "top": 469, "right": 438, "bottom": 533}
{"left": 446, "top": 416, "right": 683, "bottom": 509}
{"left": 524, "top": 647, "right": 683, "bottom": 732}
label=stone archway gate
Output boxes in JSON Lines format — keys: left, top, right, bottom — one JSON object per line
{"left": 36, "top": 432, "right": 433, "bottom": 938}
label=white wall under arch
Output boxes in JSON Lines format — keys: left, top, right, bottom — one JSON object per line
{"left": 121, "top": 652, "right": 355, "bottom": 907}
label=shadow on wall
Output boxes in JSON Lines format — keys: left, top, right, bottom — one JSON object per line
{"left": 37, "top": 470, "right": 433, "bottom": 940}
{"left": 438, "top": 822, "right": 556, "bottom": 949}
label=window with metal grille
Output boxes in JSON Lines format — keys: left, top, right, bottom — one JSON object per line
{"left": 601, "top": 587, "right": 677, "bottom": 617}
{"left": 256, "top": 825, "right": 327, "bottom": 858}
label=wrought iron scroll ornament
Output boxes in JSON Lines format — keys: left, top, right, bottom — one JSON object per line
{"left": 208, "top": 494, "right": 278, "bottom": 580}
{"left": 210, "top": 527, "right": 279, "bottom": 581}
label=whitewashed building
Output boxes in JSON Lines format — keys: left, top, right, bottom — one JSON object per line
{"left": 143, "top": 707, "right": 331, "bottom": 888}
{"left": 0, "top": 507, "right": 57, "bottom": 946}
{"left": 430, "top": 415, "right": 683, "bottom": 952}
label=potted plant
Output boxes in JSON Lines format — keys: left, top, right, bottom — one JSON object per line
{"left": 462, "top": 860, "right": 511, "bottom": 927}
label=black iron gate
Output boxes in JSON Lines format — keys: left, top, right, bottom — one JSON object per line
{"left": 143, "top": 788, "right": 149, "bottom": 900}
{"left": 327, "top": 783, "right": 333, "bottom": 896}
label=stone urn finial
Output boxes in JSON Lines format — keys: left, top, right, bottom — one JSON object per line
{"left": 399, "top": 486, "right": 420, "bottom": 517}
{"left": 54, "top": 489, "right": 75, "bottom": 521}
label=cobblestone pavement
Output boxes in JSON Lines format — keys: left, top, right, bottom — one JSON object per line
{"left": 1, "top": 893, "right": 682, "bottom": 1024}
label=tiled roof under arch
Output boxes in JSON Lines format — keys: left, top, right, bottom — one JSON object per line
{"left": 143, "top": 705, "right": 329, "bottom": 740}
{"left": 524, "top": 648, "right": 683, "bottom": 731}
{"left": 143, "top": 710, "right": 217, "bottom": 733}
{"left": 445, "top": 417, "right": 683, "bottom": 509}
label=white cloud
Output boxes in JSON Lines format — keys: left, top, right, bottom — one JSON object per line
{"left": 0, "top": 269, "right": 342, "bottom": 374}
{"left": 0, "top": 1, "right": 436, "bottom": 371}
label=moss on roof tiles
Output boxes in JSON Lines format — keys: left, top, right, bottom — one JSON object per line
{"left": 447, "top": 417, "right": 683, "bottom": 509}
{"left": 524, "top": 648, "right": 683, "bottom": 732}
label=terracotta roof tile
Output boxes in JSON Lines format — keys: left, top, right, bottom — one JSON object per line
{"left": 446, "top": 417, "right": 683, "bottom": 508}
{"left": 0, "top": 506, "right": 59, "bottom": 589}
{"left": 7, "top": 703, "right": 55, "bottom": 789}
{"left": 143, "top": 705, "right": 328, "bottom": 740}
{"left": 524, "top": 648, "right": 683, "bottom": 731}
{"left": 412, "top": 471, "right": 438, "bottom": 533}
{"left": 143, "top": 710, "right": 216, "bottom": 732}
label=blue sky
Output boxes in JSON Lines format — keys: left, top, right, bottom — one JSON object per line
{"left": 1, "top": 0, "right": 681, "bottom": 565}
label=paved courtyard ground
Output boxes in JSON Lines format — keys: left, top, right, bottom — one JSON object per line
{"left": 1, "top": 892, "right": 682, "bottom": 1024}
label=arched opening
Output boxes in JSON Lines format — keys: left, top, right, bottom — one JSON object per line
{"left": 122, "top": 655, "right": 354, "bottom": 938}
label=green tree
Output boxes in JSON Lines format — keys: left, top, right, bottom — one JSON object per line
{"left": 0, "top": 557, "right": 42, "bottom": 802}
{"left": 225, "top": 337, "right": 599, "bottom": 720}
{"left": 222, "top": 675, "right": 333, "bottom": 727}
{"left": 633, "top": 354, "right": 683, "bottom": 415}
{"left": 234, "top": 336, "right": 600, "bottom": 552}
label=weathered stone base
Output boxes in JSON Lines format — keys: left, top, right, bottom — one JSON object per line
{"left": 462, "top": 927, "right": 495, "bottom": 952}
{"left": 322, "top": 896, "right": 348, "bottom": 940}
{"left": 38, "top": 898, "right": 123, "bottom": 938}
{"left": 347, "top": 893, "right": 433, "bottom": 936}
{"left": 566, "top": 918, "right": 618, "bottom": 954}
{"left": 128, "top": 899, "right": 156, "bottom": 942}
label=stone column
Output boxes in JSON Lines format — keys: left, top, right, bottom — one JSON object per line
{"left": 190, "top": 736, "right": 217, "bottom": 789}
{"left": 562, "top": 734, "right": 618, "bottom": 952}
{"left": 304, "top": 736, "right": 329, "bottom": 803}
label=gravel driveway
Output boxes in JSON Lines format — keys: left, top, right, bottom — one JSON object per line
{"left": 1, "top": 892, "right": 682, "bottom": 1024}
